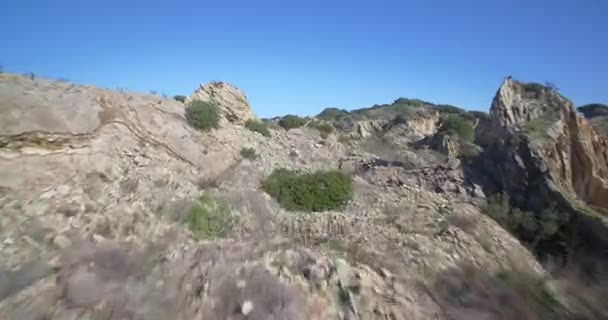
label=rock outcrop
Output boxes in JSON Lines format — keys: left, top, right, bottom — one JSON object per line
{"left": 487, "top": 78, "right": 608, "bottom": 215}
{"left": 186, "top": 81, "right": 256, "bottom": 124}
{"left": 342, "top": 109, "right": 440, "bottom": 139}
{"left": 415, "top": 133, "right": 461, "bottom": 160}
{"left": 472, "top": 78, "right": 608, "bottom": 270}
{"left": 352, "top": 119, "right": 386, "bottom": 138}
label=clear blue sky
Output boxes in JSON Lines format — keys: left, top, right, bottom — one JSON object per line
{"left": 2, "top": 0, "right": 607, "bottom": 118}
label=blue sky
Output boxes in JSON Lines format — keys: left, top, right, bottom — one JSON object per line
{"left": 2, "top": 0, "right": 607, "bottom": 117}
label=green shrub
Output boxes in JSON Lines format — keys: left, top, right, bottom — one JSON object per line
{"left": 173, "top": 95, "right": 187, "bottom": 103}
{"left": 522, "top": 82, "right": 546, "bottom": 93}
{"left": 307, "top": 121, "right": 334, "bottom": 139}
{"left": 434, "top": 104, "right": 465, "bottom": 115}
{"left": 578, "top": 103, "right": 608, "bottom": 118}
{"left": 460, "top": 142, "right": 480, "bottom": 162}
{"left": 278, "top": 114, "right": 306, "bottom": 130}
{"left": 240, "top": 147, "right": 258, "bottom": 160}
{"left": 317, "top": 107, "right": 349, "bottom": 121}
{"left": 441, "top": 114, "right": 475, "bottom": 142}
{"left": 523, "top": 114, "right": 557, "bottom": 141}
{"left": 485, "top": 193, "right": 531, "bottom": 232}
{"left": 485, "top": 193, "right": 564, "bottom": 242}
{"left": 185, "top": 100, "right": 220, "bottom": 131}
{"left": 188, "top": 194, "right": 230, "bottom": 238}
{"left": 244, "top": 119, "right": 270, "bottom": 137}
{"left": 465, "top": 110, "right": 490, "bottom": 121}
{"left": 262, "top": 169, "right": 352, "bottom": 212}
{"left": 538, "top": 208, "right": 560, "bottom": 238}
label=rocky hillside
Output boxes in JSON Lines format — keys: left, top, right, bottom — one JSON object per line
{"left": 0, "top": 73, "right": 606, "bottom": 319}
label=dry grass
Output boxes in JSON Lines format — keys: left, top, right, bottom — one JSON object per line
{"left": 344, "top": 240, "right": 379, "bottom": 271}
{"left": 431, "top": 264, "right": 567, "bottom": 320}
{"left": 446, "top": 214, "right": 478, "bottom": 233}
{"left": 206, "top": 266, "right": 303, "bottom": 320}
{"left": 0, "top": 236, "right": 305, "bottom": 320}
{"left": 430, "top": 262, "right": 608, "bottom": 320}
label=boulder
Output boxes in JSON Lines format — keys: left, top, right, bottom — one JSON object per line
{"left": 186, "top": 81, "right": 256, "bottom": 124}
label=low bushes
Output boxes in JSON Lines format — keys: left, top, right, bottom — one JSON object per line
{"left": 240, "top": 147, "right": 258, "bottom": 160}
{"left": 433, "top": 264, "right": 569, "bottom": 320}
{"left": 245, "top": 119, "right": 271, "bottom": 136}
{"left": 307, "top": 121, "right": 334, "bottom": 139}
{"left": 523, "top": 114, "right": 557, "bottom": 142}
{"left": 441, "top": 114, "right": 475, "bottom": 142}
{"left": 485, "top": 193, "right": 565, "bottom": 242}
{"left": 460, "top": 142, "right": 480, "bottom": 162}
{"left": 317, "top": 107, "right": 349, "bottom": 121}
{"left": 578, "top": 103, "right": 608, "bottom": 118}
{"left": 173, "top": 95, "right": 187, "bottom": 103}
{"left": 262, "top": 169, "right": 352, "bottom": 212}
{"left": 187, "top": 195, "right": 230, "bottom": 238}
{"left": 278, "top": 115, "right": 306, "bottom": 130}
{"left": 185, "top": 100, "right": 220, "bottom": 131}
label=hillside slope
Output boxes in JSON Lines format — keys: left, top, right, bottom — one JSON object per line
{"left": 1, "top": 74, "right": 605, "bottom": 319}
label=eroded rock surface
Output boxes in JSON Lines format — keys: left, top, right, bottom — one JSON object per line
{"left": 0, "top": 74, "right": 576, "bottom": 320}
{"left": 186, "top": 81, "right": 256, "bottom": 124}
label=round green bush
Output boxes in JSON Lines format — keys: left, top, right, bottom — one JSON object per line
{"left": 279, "top": 114, "right": 306, "bottom": 130}
{"left": 262, "top": 169, "right": 352, "bottom": 212}
{"left": 186, "top": 100, "right": 220, "bottom": 131}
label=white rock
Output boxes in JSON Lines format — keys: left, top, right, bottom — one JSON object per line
{"left": 53, "top": 234, "right": 72, "bottom": 249}
{"left": 236, "top": 280, "right": 247, "bottom": 288}
{"left": 241, "top": 300, "right": 253, "bottom": 315}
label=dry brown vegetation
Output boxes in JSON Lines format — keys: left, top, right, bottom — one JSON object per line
{"left": 431, "top": 262, "right": 608, "bottom": 320}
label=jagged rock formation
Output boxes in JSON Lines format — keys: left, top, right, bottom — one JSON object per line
{"left": 343, "top": 112, "right": 440, "bottom": 139}
{"left": 486, "top": 79, "right": 608, "bottom": 214}
{"left": 186, "top": 81, "right": 257, "bottom": 124}
{"left": 471, "top": 78, "right": 608, "bottom": 273}
{"left": 323, "top": 104, "right": 441, "bottom": 140}
{"left": 352, "top": 119, "right": 386, "bottom": 138}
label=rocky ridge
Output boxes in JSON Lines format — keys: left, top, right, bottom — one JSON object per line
{"left": 0, "top": 73, "right": 605, "bottom": 319}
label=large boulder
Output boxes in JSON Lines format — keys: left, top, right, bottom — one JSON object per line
{"left": 186, "top": 81, "right": 256, "bottom": 124}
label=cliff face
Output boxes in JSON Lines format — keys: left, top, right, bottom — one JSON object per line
{"left": 468, "top": 79, "right": 608, "bottom": 274}
{"left": 488, "top": 79, "right": 608, "bottom": 215}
